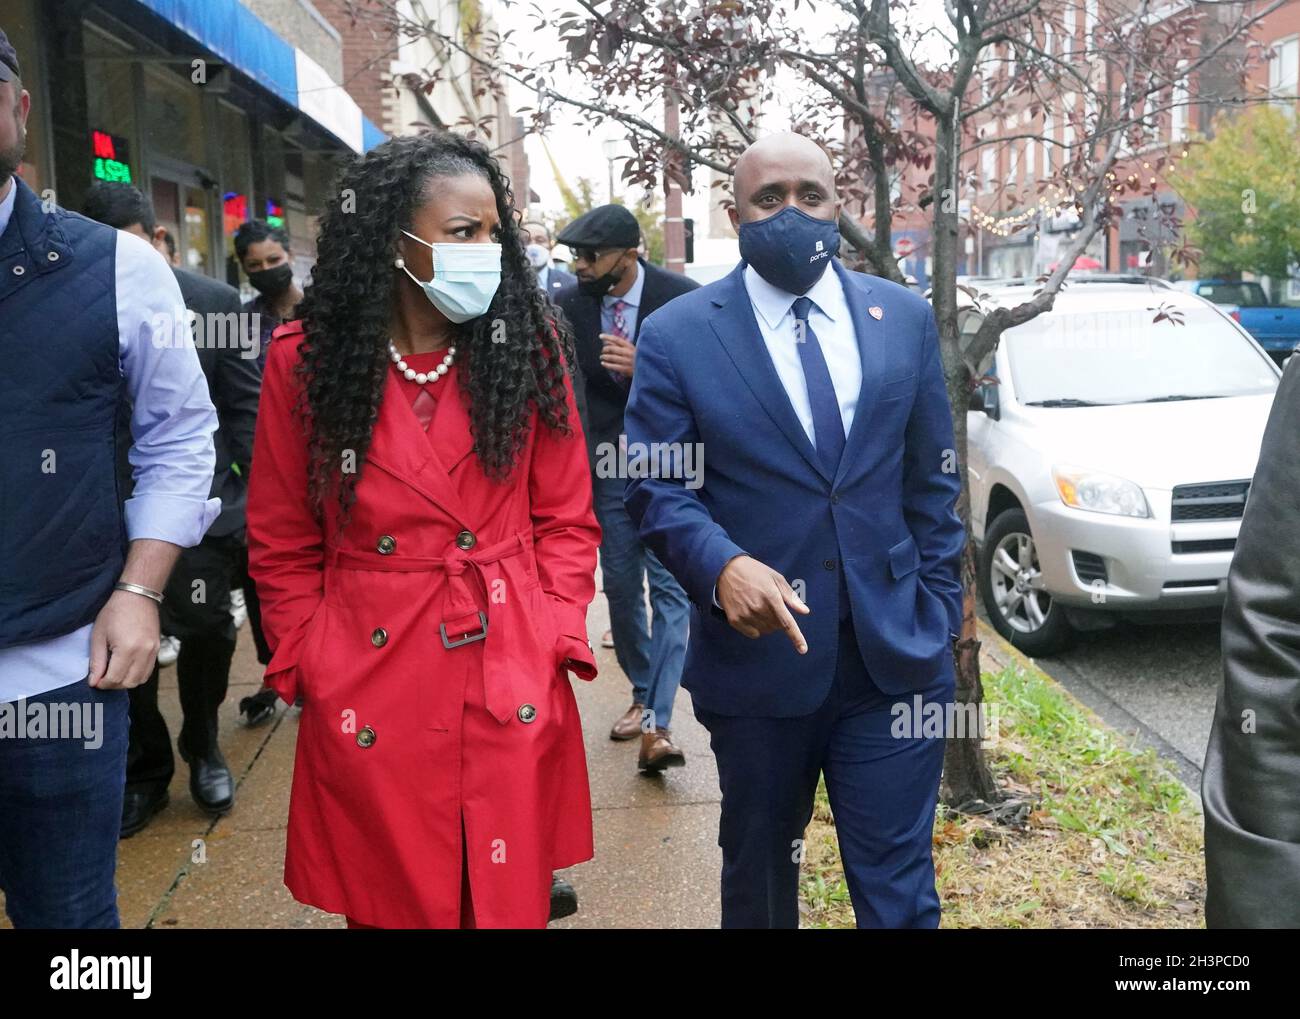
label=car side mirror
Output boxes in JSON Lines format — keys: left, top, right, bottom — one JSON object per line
{"left": 975, "top": 382, "right": 1000, "bottom": 419}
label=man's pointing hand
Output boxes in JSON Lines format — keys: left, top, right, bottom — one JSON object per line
{"left": 716, "top": 555, "right": 810, "bottom": 654}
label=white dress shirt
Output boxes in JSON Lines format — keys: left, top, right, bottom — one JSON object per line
{"left": 742, "top": 263, "right": 862, "bottom": 444}
{"left": 0, "top": 176, "right": 221, "bottom": 703}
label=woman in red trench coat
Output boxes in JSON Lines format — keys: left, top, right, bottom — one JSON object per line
{"left": 246, "top": 132, "right": 600, "bottom": 928}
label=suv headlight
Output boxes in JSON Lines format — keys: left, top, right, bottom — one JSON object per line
{"left": 1052, "top": 466, "right": 1151, "bottom": 518}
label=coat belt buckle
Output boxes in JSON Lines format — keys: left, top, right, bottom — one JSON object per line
{"left": 440, "top": 611, "right": 489, "bottom": 648}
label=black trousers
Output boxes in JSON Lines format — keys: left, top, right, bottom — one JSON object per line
{"left": 231, "top": 543, "right": 271, "bottom": 666}
{"left": 126, "top": 533, "right": 240, "bottom": 791}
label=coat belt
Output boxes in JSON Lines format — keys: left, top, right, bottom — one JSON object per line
{"left": 325, "top": 531, "right": 533, "bottom": 725}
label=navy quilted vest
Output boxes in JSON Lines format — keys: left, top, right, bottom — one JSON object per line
{"left": 0, "top": 177, "right": 126, "bottom": 648}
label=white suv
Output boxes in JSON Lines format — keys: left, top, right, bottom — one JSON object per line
{"left": 963, "top": 279, "right": 1281, "bottom": 655}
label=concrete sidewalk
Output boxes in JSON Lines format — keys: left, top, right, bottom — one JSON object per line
{"left": 6, "top": 589, "right": 722, "bottom": 929}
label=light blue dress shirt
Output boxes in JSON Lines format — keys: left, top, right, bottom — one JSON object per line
{"left": 600, "top": 259, "right": 645, "bottom": 339}
{"left": 0, "top": 177, "right": 221, "bottom": 703}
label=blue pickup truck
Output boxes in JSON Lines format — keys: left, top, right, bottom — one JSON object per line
{"left": 1172, "top": 280, "right": 1300, "bottom": 363}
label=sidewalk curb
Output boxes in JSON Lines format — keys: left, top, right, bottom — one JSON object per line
{"left": 973, "top": 618, "right": 1204, "bottom": 806}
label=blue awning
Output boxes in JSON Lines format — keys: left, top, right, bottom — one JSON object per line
{"left": 129, "top": 0, "right": 386, "bottom": 152}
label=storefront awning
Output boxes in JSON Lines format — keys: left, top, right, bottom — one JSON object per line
{"left": 129, "top": 0, "right": 385, "bottom": 154}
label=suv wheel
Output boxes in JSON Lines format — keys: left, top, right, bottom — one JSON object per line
{"left": 978, "top": 509, "right": 1074, "bottom": 656}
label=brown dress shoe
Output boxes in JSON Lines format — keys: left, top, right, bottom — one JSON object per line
{"left": 610, "top": 702, "right": 645, "bottom": 741}
{"left": 638, "top": 728, "right": 686, "bottom": 772}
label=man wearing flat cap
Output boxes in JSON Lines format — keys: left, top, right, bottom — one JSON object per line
{"left": 555, "top": 205, "right": 698, "bottom": 773}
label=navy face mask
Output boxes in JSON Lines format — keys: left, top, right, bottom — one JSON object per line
{"left": 738, "top": 205, "right": 841, "bottom": 295}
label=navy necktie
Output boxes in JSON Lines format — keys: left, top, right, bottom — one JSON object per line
{"left": 792, "top": 296, "right": 845, "bottom": 477}
{"left": 792, "top": 296, "right": 853, "bottom": 622}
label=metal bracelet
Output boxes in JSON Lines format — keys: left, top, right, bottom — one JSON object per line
{"left": 114, "top": 581, "right": 164, "bottom": 605}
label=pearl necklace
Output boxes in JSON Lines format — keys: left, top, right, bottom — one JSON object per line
{"left": 388, "top": 341, "right": 455, "bottom": 385}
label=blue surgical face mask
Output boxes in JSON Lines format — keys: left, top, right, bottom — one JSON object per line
{"left": 397, "top": 230, "right": 502, "bottom": 323}
{"left": 737, "top": 205, "right": 841, "bottom": 295}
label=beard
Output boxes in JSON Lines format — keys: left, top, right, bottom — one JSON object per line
{"left": 0, "top": 115, "right": 26, "bottom": 183}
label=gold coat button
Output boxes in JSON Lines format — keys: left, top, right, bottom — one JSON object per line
{"left": 370, "top": 627, "right": 388, "bottom": 648}
{"left": 517, "top": 704, "right": 537, "bottom": 724}
{"left": 455, "top": 530, "right": 476, "bottom": 550}
{"left": 376, "top": 534, "right": 396, "bottom": 555}
{"left": 356, "top": 726, "right": 376, "bottom": 748}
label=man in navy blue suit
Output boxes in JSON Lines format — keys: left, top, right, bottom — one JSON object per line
{"left": 624, "top": 133, "right": 965, "bottom": 928}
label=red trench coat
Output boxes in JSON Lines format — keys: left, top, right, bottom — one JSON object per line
{"left": 247, "top": 322, "right": 601, "bottom": 928}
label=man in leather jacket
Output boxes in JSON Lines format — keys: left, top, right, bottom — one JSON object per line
{"left": 1202, "top": 353, "right": 1300, "bottom": 928}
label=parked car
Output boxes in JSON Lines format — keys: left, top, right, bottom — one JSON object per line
{"left": 1170, "top": 279, "right": 1300, "bottom": 365}
{"left": 962, "top": 280, "right": 1281, "bottom": 655}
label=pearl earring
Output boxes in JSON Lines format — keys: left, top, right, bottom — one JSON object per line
{"left": 394, "top": 256, "right": 405, "bottom": 268}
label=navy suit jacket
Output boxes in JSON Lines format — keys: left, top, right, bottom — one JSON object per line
{"left": 623, "top": 259, "right": 964, "bottom": 717}
{"left": 540, "top": 263, "right": 576, "bottom": 299}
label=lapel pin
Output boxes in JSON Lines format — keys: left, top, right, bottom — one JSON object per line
{"left": 869, "top": 306, "right": 884, "bottom": 320}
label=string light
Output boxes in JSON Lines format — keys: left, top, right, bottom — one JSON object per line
{"left": 964, "top": 141, "right": 1195, "bottom": 239}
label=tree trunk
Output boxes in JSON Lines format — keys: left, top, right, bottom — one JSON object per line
{"left": 930, "top": 110, "right": 1000, "bottom": 809}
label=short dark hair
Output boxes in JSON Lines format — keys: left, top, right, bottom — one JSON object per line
{"left": 82, "top": 180, "right": 156, "bottom": 234}
{"left": 522, "top": 220, "right": 551, "bottom": 244}
{"left": 162, "top": 229, "right": 176, "bottom": 259}
{"left": 234, "top": 219, "right": 290, "bottom": 261}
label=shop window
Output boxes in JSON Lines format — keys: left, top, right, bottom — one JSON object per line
{"left": 143, "top": 65, "right": 206, "bottom": 168}
{"left": 84, "top": 26, "right": 138, "bottom": 188}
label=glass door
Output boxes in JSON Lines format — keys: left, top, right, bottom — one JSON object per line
{"left": 150, "top": 162, "right": 217, "bottom": 277}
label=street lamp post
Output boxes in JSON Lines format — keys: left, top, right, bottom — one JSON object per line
{"left": 601, "top": 138, "right": 620, "bottom": 203}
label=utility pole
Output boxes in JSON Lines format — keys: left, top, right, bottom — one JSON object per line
{"left": 663, "top": 69, "right": 686, "bottom": 273}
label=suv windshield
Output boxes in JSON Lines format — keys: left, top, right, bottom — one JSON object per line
{"left": 1005, "top": 303, "right": 1278, "bottom": 406}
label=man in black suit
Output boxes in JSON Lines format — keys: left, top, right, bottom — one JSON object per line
{"left": 523, "top": 220, "right": 576, "bottom": 299}
{"left": 556, "top": 205, "right": 698, "bottom": 772}
{"left": 83, "top": 182, "right": 262, "bottom": 835}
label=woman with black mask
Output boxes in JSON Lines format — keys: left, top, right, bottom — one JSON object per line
{"left": 235, "top": 219, "right": 303, "bottom": 370}
{"left": 231, "top": 219, "right": 302, "bottom": 726}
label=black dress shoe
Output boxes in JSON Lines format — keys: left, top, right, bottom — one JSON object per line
{"left": 120, "top": 786, "right": 169, "bottom": 839}
{"left": 179, "top": 745, "right": 235, "bottom": 815}
{"left": 549, "top": 874, "right": 578, "bottom": 922}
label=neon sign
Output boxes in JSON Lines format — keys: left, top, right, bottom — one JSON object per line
{"left": 91, "top": 130, "right": 132, "bottom": 183}
{"left": 223, "top": 191, "right": 248, "bottom": 235}
{"left": 265, "top": 199, "right": 285, "bottom": 230}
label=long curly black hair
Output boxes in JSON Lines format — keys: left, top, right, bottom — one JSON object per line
{"left": 294, "top": 131, "right": 577, "bottom": 525}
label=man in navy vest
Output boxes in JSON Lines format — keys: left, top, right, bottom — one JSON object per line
{"left": 624, "top": 134, "right": 964, "bottom": 928}
{"left": 0, "top": 30, "right": 219, "bottom": 928}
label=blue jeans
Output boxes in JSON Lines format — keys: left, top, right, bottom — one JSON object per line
{"left": 0, "top": 676, "right": 129, "bottom": 928}
{"left": 595, "top": 473, "right": 690, "bottom": 730}
{"left": 694, "top": 616, "right": 953, "bottom": 928}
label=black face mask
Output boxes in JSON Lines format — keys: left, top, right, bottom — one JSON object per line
{"left": 576, "top": 256, "right": 627, "bottom": 298}
{"left": 248, "top": 263, "right": 294, "bottom": 297}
